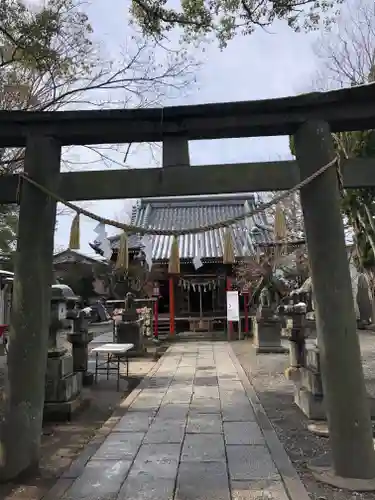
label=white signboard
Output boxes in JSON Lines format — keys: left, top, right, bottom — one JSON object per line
{"left": 226, "top": 291, "right": 240, "bottom": 322}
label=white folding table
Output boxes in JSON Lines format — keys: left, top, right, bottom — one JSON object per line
{"left": 91, "top": 343, "right": 134, "bottom": 391}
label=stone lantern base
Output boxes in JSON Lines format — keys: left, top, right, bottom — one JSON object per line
{"left": 44, "top": 348, "right": 84, "bottom": 421}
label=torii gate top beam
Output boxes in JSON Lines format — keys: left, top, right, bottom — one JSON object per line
{"left": 0, "top": 83, "right": 374, "bottom": 146}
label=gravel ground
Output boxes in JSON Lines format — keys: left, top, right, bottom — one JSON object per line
{"left": 232, "top": 333, "right": 375, "bottom": 500}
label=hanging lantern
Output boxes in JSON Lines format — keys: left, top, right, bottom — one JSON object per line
{"left": 69, "top": 212, "right": 80, "bottom": 250}
{"left": 222, "top": 228, "right": 235, "bottom": 264}
{"left": 115, "top": 232, "right": 129, "bottom": 271}
{"left": 168, "top": 235, "right": 180, "bottom": 274}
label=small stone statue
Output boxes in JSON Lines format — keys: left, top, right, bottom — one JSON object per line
{"left": 260, "top": 287, "right": 271, "bottom": 307}
{"left": 124, "top": 292, "right": 135, "bottom": 311}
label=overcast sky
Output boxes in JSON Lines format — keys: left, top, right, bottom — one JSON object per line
{"left": 54, "top": 0, "right": 322, "bottom": 255}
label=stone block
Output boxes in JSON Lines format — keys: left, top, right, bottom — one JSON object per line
{"left": 296, "top": 386, "right": 375, "bottom": 421}
{"left": 144, "top": 419, "right": 186, "bottom": 444}
{"left": 294, "top": 387, "right": 325, "bottom": 420}
{"left": 299, "top": 367, "right": 323, "bottom": 396}
{"left": 253, "top": 320, "right": 287, "bottom": 354}
{"left": 118, "top": 473, "right": 175, "bottom": 500}
{"left": 186, "top": 414, "right": 222, "bottom": 434}
{"left": 131, "top": 443, "right": 181, "bottom": 479}
{"left": 306, "top": 346, "right": 321, "bottom": 373}
{"left": 226, "top": 445, "right": 279, "bottom": 481}
{"left": 223, "top": 422, "right": 265, "bottom": 445}
{"left": 45, "top": 371, "right": 82, "bottom": 403}
{"left": 61, "top": 459, "right": 131, "bottom": 500}
{"left": 43, "top": 394, "right": 87, "bottom": 422}
{"left": 181, "top": 434, "right": 226, "bottom": 462}
{"left": 46, "top": 354, "right": 73, "bottom": 381}
{"left": 231, "top": 480, "right": 289, "bottom": 500}
{"left": 176, "top": 461, "right": 230, "bottom": 500}
{"left": 92, "top": 432, "right": 145, "bottom": 461}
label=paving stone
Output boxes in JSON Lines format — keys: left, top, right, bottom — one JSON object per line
{"left": 91, "top": 432, "right": 144, "bottom": 460}
{"left": 181, "top": 433, "right": 226, "bottom": 461}
{"left": 221, "top": 391, "right": 249, "bottom": 404}
{"left": 231, "top": 480, "right": 289, "bottom": 500}
{"left": 219, "top": 381, "right": 244, "bottom": 392}
{"left": 62, "top": 460, "right": 131, "bottom": 500}
{"left": 222, "top": 404, "right": 256, "bottom": 422}
{"left": 186, "top": 413, "right": 223, "bottom": 433}
{"left": 148, "top": 376, "right": 172, "bottom": 388}
{"left": 129, "top": 397, "right": 164, "bottom": 412}
{"left": 193, "top": 386, "right": 219, "bottom": 398}
{"left": 194, "top": 376, "right": 218, "bottom": 386}
{"left": 226, "top": 445, "right": 280, "bottom": 481}
{"left": 131, "top": 443, "right": 181, "bottom": 479}
{"left": 190, "top": 397, "right": 221, "bottom": 413}
{"left": 113, "top": 412, "right": 154, "bottom": 432}
{"left": 144, "top": 419, "right": 186, "bottom": 443}
{"left": 223, "top": 422, "right": 265, "bottom": 445}
{"left": 175, "top": 461, "right": 230, "bottom": 500}
{"left": 157, "top": 403, "right": 189, "bottom": 419}
{"left": 118, "top": 473, "right": 175, "bottom": 500}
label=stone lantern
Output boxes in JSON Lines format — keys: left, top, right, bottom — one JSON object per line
{"left": 44, "top": 284, "right": 84, "bottom": 420}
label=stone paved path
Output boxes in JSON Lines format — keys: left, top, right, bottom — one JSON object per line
{"left": 57, "top": 342, "right": 310, "bottom": 500}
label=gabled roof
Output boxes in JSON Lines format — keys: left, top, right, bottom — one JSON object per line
{"left": 53, "top": 249, "right": 107, "bottom": 265}
{"left": 109, "top": 194, "right": 272, "bottom": 262}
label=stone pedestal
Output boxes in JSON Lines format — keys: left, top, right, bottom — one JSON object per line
{"left": 117, "top": 313, "right": 145, "bottom": 354}
{"left": 287, "top": 313, "right": 307, "bottom": 368}
{"left": 44, "top": 349, "right": 84, "bottom": 421}
{"left": 293, "top": 344, "right": 325, "bottom": 419}
{"left": 67, "top": 328, "right": 94, "bottom": 386}
{"left": 294, "top": 344, "right": 375, "bottom": 421}
{"left": 252, "top": 310, "right": 287, "bottom": 354}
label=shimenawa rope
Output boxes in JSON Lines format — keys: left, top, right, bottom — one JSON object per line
{"left": 18, "top": 155, "right": 338, "bottom": 237}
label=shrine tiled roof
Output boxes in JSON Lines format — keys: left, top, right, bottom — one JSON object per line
{"left": 109, "top": 194, "right": 272, "bottom": 262}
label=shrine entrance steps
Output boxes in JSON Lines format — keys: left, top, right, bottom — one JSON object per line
{"left": 49, "top": 342, "right": 308, "bottom": 500}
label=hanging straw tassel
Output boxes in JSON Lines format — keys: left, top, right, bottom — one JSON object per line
{"left": 115, "top": 232, "right": 129, "bottom": 271}
{"left": 69, "top": 212, "right": 80, "bottom": 250}
{"left": 274, "top": 203, "right": 287, "bottom": 261}
{"left": 274, "top": 203, "right": 287, "bottom": 241}
{"left": 223, "top": 228, "right": 235, "bottom": 264}
{"left": 168, "top": 235, "right": 180, "bottom": 274}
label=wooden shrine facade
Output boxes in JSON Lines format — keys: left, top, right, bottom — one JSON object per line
{"left": 104, "top": 194, "right": 272, "bottom": 330}
{"left": 1, "top": 83, "right": 375, "bottom": 480}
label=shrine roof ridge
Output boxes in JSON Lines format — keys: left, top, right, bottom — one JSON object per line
{"left": 138, "top": 192, "right": 257, "bottom": 206}
{"left": 0, "top": 83, "right": 374, "bottom": 146}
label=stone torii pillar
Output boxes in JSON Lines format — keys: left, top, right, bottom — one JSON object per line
{"left": 0, "top": 135, "right": 61, "bottom": 481}
{"left": 294, "top": 121, "right": 375, "bottom": 487}
{"left": 162, "top": 137, "right": 190, "bottom": 336}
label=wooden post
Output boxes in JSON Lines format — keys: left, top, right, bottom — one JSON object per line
{"left": 153, "top": 297, "right": 159, "bottom": 339}
{"left": 294, "top": 121, "right": 375, "bottom": 480}
{"left": 163, "top": 138, "right": 189, "bottom": 339}
{"left": 226, "top": 276, "right": 233, "bottom": 340}
{"left": 0, "top": 135, "right": 61, "bottom": 481}
{"left": 244, "top": 291, "right": 249, "bottom": 335}
{"left": 169, "top": 277, "right": 175, "bottom": 335}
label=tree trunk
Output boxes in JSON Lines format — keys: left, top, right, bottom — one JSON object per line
{"left": 0, "top": 135, "right": 61, "bottom": 481}
{"left": 294, "top": 120, "right": 375, "bottom": 479}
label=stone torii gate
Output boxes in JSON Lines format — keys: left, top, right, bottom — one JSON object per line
{"left": 0, "top": 85, "right": 375, "bottom": 484}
